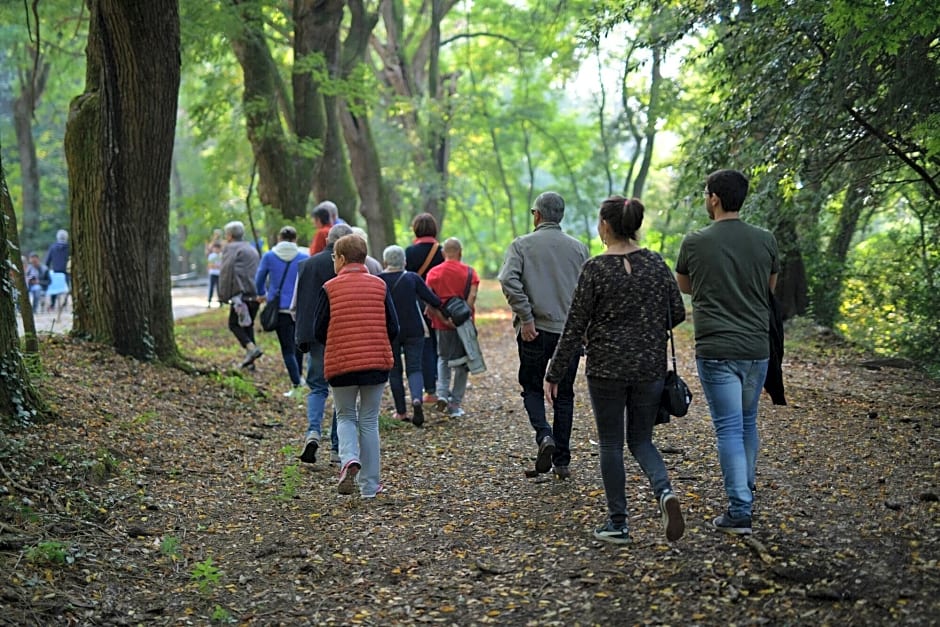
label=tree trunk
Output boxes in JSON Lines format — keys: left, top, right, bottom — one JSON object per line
{"left": 773, "top": 217, "right": 809, "bottom": 320}
{"left": 64, "top": 0, "right": 181, "bottom": 362}
{"left": 339, "top": 102, "right": 393, "bottom": 253}
{"left": 0, "top": 148, "right": 48, "bottom": 424}
{"left": 630, "top": 45, "right": 662, "bottom": 199}
{"left": 339, "top": 0, "right": 393, "bottom": 251}
{"left": 812, "top": 183, "right": 868, "bottom": 327}
{"left": 11, "top": 46, "right": 49, "bottom": 244}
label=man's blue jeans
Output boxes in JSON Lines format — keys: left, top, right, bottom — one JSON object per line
{"left": 696, "top": 358, "right": 769, "bottom": 520}
{"left": 305, "top": 342, "right": 337, "bottom": 452}
{"left": 517, "top": 331, "right": 579, "bottom": 467}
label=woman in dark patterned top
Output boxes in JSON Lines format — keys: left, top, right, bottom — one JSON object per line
{"left": 545, "top": 196, "right": 686, "bottom": 545}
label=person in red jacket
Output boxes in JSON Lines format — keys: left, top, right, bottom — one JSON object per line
{"left": 425, "top": 237, "right": 480, "bottom": 418}
{"left": 313, "top": 235, "right": 399, "bottom": 498}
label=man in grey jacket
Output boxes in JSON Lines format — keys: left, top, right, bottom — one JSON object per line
{"left": 219, "top": 221, "right": 262, "bottom": 368}
{"left": 498, "top": 192, "right": 589, "bottom": 479}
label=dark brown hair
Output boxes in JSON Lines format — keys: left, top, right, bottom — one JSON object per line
{"left": 599, "top": 196, "right": 644, "bottom": 241}
{"left": 411, "top": 213, "right": 439, "bottom": 238}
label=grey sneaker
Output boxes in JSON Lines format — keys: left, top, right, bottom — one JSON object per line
{"left": 552, "top": 465, "right": 571, "bottom": 480}
{"left": 535, "top": 435, "right": 555, "bottom": 474}
{"left": 330, "top": 450, "right": 340, "bottom": 464}
{"left": 300, "top": 434, "right": 319, "bottom": 464}
{"left": 712, "top": 512, "right": 752, "bottom": 535}
{"left": 240, "top": 346, "right": 264, "bottom": 368}
{"left": 593, "top": 520, "right": 630, "bottom": 545}
{"left": 434, "top": 398, "right": 449, "bottom": 412}
{"left": 659, "top": 490, "right": 685, "bottom": 541}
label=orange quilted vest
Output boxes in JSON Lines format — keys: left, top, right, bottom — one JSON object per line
{"left": 323, "top": 265, "right": 394, "bottom": 380}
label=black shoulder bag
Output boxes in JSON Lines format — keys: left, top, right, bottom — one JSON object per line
{"left": 442, "top": 268, "right": 473, "bottom": 326}
{"left": 260, "top": 258, "right": 291, "bottom": 332}
{"left": 658, "top": 301, "right": 693, "bottom": 423}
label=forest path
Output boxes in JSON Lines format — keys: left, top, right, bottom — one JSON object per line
{"left": 2, "top": 303, "right": 938, "bottom": 625}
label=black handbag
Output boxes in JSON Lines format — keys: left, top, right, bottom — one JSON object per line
{"left": 260, "top": 258, "right": 291, "bottom": 332}
{"left": 658, "top": 302, "right": 693, "bottom": 423}
{"left": 442, "top": 268, "right": 473, "bottom": 326}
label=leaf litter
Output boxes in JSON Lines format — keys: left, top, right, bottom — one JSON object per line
{"left": 0, "top": 306, "right": 938, "bottom": 625}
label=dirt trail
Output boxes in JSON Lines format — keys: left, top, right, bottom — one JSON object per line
{"left": 1, "top": 307, "right": 938, "bottom": 625}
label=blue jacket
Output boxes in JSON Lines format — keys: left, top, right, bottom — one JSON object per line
{"left": 255, "top": 242, "right": 308, "bottom": 310}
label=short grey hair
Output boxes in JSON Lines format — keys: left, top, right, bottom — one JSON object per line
{"left": 532, "top": 191, "right": 565, "bottom": 223}
{"left": 383, "top": 245, "right": 405, "bottom": 270}
{"left": 224, "top": 220, "right": 245, "bottom": 240}
{"left": 56, "top": 229, "right": 68, "bottom": 243}
{"left": 350, "top": 226, "right": 370, "bottom": 253}
{"left": 314, "top": 200, "right": 338, "bottom": 221}
{"left": 327, "top": 223, "right": 353, "bottom": 245}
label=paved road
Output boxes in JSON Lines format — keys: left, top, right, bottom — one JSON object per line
{"left": 17, "top": 285, "right": 216, "bottom": 335}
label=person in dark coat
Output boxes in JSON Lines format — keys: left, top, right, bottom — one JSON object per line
{"left": 379, "top": 245, "right": 442, "bottom": 427}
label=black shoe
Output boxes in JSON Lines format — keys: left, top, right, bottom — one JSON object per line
{"left": 412, "top": 401, "right": 424, "bottom": 428}
{"left": 660, "top": 490, "right": 685, "bottom": 542}
{"left": 300, "top": 435, "right": 319, "bottom": 464}
{"left": 552, "top": 465, "right": 570, "bottom": 480}
{"left": 593, "top": 520, "right": 630, "bottom": 545}
{"left": 536, "top": 435, "right": 555, "bottom": 474}
{"left": 712, "top": 512, "right": 752, "bottom": 535}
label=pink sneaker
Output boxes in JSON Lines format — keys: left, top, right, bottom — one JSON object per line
{"left": 337, "top": 460, "right": 360, "bottom": 494}
{"left": 422, "top": 393, "right": 438, "bottom": 404}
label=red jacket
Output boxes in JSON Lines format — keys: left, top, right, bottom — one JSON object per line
{"left": 322, "top": 265, "right": 394, "bottom": 380}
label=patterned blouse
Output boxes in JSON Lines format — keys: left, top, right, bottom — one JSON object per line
{"left": 546, "top": 249, "right": 685, "bottom": 383}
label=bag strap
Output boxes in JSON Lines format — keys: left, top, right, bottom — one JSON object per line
{"left": 272, "top": 257, "right": 291, "bottom": 297}
{"left": 463, "top": 267, "right": 472, "bottom": 299}
{"left": 390, "top": 271, "right": 406, "bottom": 295}
{"left": 416, "top": 241, "right": 440, "bottom": 277}
{"left": 666, "top": 299, "right": 678, "bottom": 372}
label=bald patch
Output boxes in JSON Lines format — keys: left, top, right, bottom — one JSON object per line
{"left": 443, "top": 238, "right": 462, "bottom": 256}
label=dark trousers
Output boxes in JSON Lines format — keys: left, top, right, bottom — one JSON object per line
{"left": 228, "top": 299, "right": 259, "bottom": 348}
{"left": 517, "top": 331, "right": 580, "bottom": 467}
{"left": 274, "top": 312, "right": 303, "bottom": 385}
{"left": 421, "top": 319, "right": 438, "bottom": 394}
{"left": 208, "top": 274, "right": 220, "bottom": 303}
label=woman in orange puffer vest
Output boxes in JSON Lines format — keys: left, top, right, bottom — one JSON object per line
{"left": 314, "top": 234, "right": 399, "bottom": 498}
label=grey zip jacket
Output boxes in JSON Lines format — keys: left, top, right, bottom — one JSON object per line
{"left": 498, "top": 223, "right": 589, "bottom": 335}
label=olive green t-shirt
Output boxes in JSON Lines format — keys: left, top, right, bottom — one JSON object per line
{"left": 675, "top": 219, "right": 779, "bottom": 360}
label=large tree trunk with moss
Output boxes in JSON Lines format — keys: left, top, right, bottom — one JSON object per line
{"left": 0, "top": 151, "right": 47, "bottom": 424}
{"left": 294, "top": 0, "right": 357, "bottom": 220}
{"left": 63, "top": 0, "right": 181, "bottom": 362}
{"left": 228, "top": 0, "right": 356, "bottom": 225}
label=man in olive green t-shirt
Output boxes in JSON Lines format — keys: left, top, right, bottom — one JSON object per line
{"left": 675, "top": 169, "right": 779, "bottom": 536}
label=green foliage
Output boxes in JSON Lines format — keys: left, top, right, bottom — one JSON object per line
{"left": 212, "top": 372, "right": 259, "bottom": 398}
{"left": 211, "top": 605, "right": 234, "bottom": 623}
{"left": 26, "top": 540, "right": 72, "bottom": 565}
{"left": 190, "top": 556, "right": 222, "bottom": 593}
{"left": 160, "top": 535, "right": 181, "bottom": 559}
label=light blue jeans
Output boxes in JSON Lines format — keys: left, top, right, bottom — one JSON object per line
{"left": 696, "top": 358, "right": 769, "bottom": 519}
{"left": 333, "top": 383, "right": 384, "bottom": 497}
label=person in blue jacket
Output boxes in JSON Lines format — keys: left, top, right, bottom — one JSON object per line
{"left": 256, "top": 226, "right": 309, "bottom": 395}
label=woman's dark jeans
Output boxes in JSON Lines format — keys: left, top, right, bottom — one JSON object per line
{"left": 587, "top": 376, "right": 672, "bottom": 526}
